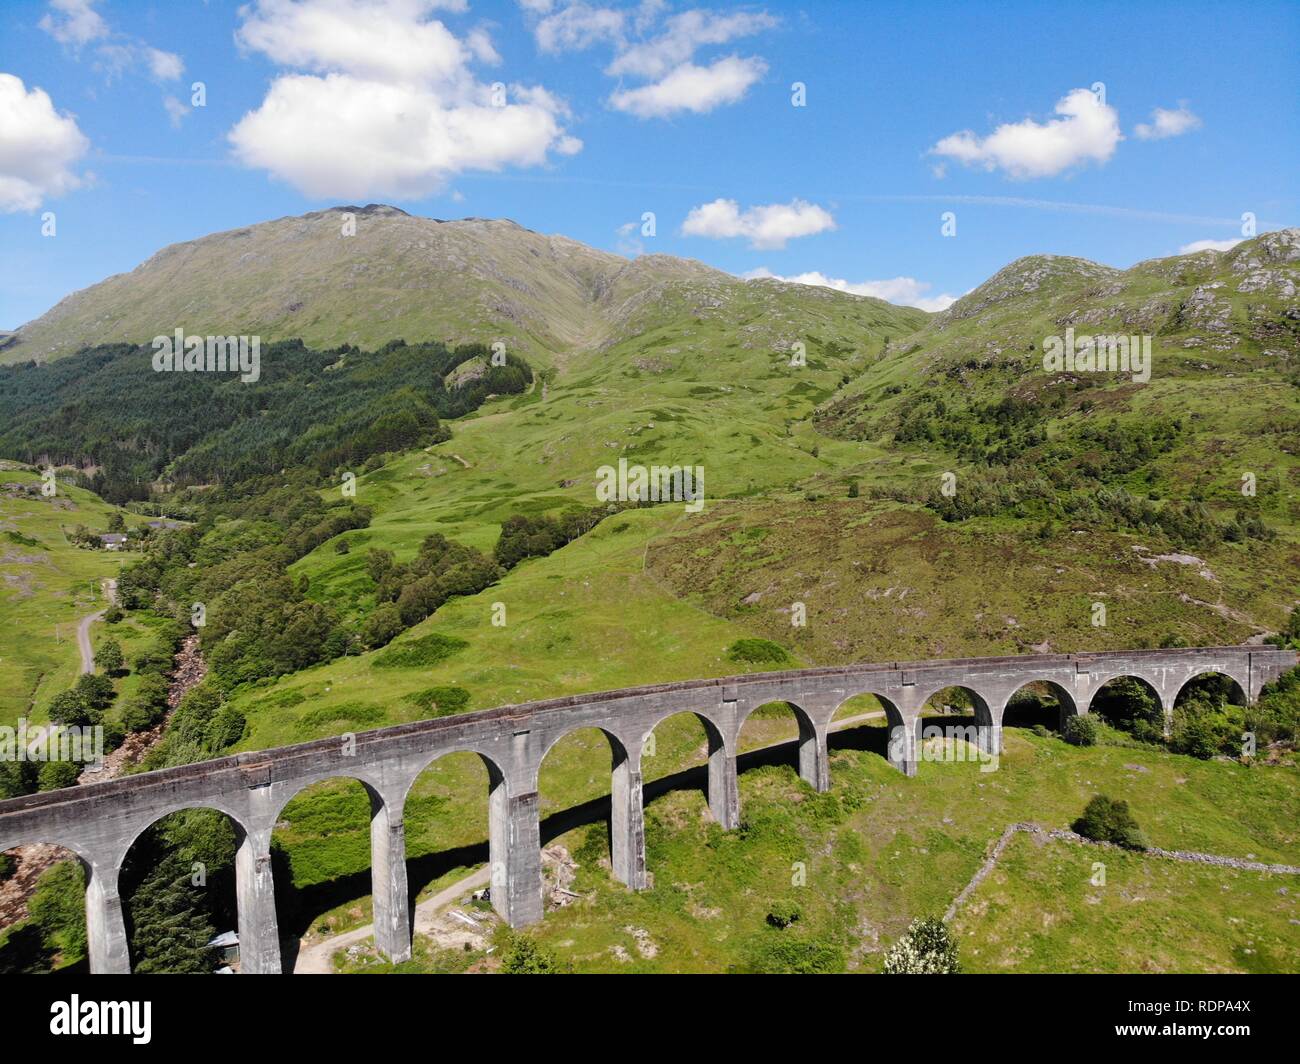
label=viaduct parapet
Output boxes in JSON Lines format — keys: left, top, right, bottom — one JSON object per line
{"left": 1, "top": 644, "right": 1292, "bottom": 974}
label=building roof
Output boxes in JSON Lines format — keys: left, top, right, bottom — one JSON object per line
{"left": 207, "top": 930, "right": 239, "bottom": 948}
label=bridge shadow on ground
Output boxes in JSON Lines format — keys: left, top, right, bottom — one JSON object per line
{"left": 275, "top": 731, "right": 829, "bottom": 968}
{"left": 275, "top": 716, "right": 1029, "bottom": 970}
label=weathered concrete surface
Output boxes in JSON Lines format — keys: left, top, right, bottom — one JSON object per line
{"left": 0, "top": 645, "right": 1291, "bottom": 973}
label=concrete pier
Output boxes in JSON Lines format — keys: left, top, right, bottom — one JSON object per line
{"left": 0, "top": 645, "right": 1289, "bottom": 972}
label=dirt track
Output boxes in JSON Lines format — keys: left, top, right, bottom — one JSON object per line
{"left": 75, "top": 578, "right": 116, "bottom": 674}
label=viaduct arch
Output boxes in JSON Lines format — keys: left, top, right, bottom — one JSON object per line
{"left": 0, "top": 644, "right": 1291, "bottom": 974}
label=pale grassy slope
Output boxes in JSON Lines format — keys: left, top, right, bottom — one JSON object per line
{"left": 6, "top": 205, "right": 924, "bottom": 370}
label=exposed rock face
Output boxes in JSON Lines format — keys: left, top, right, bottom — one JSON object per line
{"left": 938, "top": 255, "right": 1121, "bottom": 326}
{"left": 0, "top": 635, "right": 208, "bottom": 932}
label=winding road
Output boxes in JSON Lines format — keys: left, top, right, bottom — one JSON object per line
{"left": 76, "top": 578, "right": 116, "bottom": 674}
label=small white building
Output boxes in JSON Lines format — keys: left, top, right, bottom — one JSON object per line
{"left": 207, "top": 930, "right": 239, "bottom": 967}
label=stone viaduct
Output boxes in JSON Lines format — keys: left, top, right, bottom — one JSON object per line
{"left": 0, "top": 644, "right": 1292, "bottom": 974}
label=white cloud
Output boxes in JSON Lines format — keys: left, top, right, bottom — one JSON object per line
{"left": 1135, "top": 104, "right": 1202, "bottom": 140}
{"left": 163, "top": 95, "right": 191, "bottom": 128}
{"left": 615, "top": 218, "right": 643, "bottom": 256}
{"left": 930, "top": 88, "right": 1121, "bottom": 179}
{"left": 607, "top": 9, "right": 776, "bottom": 79}
{"left": 682, "top": 198, "right": 834, "bottom": 249}
{"left": 610, "top": 55, "right": 766, "bottom": 118}
{"left": 1178, "top": 237, "right": 1241, "bottom": 254}
{"left": 533, "top": 1, "right": 627, "bottom": 53}
{"left": 146, "top": 47, "right": 185, "bottom": 81}
{"left": 40, "top": 1, "right": 184, "bottom": 97}
{"left": 0, "top": 74, "right": 89, "bottom": 212}
{"left": 89, "top": 41, "right": 183, "bottom": 85}
{"left": 525, "top": 2, "right": 775, "bottom": 118}
{"left": 465, "top": 27, "right": 502, "bottom": 65}
{"left": 230, "top": 0, "right": 580, "bottom": 199}
{"left": 744, "top": 267, "right": 957, "bottom": 312}
{"left": 38, "top": 0, "right": 108, "bottom": 47}
{"left": 235, "top": 0, "right": 471, "bottom": 86}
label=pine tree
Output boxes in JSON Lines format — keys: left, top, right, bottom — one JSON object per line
{"left": 129, "top": 853, "right": 218, "bottom": 974}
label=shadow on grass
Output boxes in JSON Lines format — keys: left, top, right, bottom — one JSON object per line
{"left": 275, "top": 712, "right": 1057, "bottom": 970}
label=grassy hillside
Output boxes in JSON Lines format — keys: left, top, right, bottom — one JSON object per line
{"left": 5, "top": 205, "right": 923, "bottom": 368}
{"left": 953, "top": 831, "right": 1300, "bottom": 973}
{"left": 4, "top": 216, "right": 1299, "bottom": 975}
{"left": 0, "top": 464, "right": 129, "bottom": 726}
{"left": 817, "top": 231, "right": 1300, "bottom": 530}
{"left": 321, "top": 729, "right": 1300, "bottom": 974}
{"left": 164, "top": 230, "right": 1294, "bottom": 975}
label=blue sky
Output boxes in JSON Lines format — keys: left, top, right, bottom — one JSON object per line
{"left": 1, "top": 0, "right": 1297, "bottom": 329}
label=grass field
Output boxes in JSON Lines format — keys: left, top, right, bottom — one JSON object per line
{"left": 952, "top": 832, "right": 1300, "bottom": 973}
{"left": 0, "top": 466, "right": 132, "bottom": 727}
{"left": 271, "top": 721, "right": 1300, "bottom": 973}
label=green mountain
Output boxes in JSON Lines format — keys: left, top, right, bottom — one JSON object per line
{"left": 821, "top": 228, "right": 1300, "bottom": 433}
{"left": 4, "top": 214, "right": 1300, "bottom": 977}
{"left": 4, "top": 204, "right": 926, "bottom": 367}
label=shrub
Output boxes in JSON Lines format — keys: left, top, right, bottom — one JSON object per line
{"left": 26, "top": 861, "right": 87, "bottom": 963}
{"left": 746, "top": 935, "right": 845, "bottom": 974}
{"left": 0, "top": 760, "right": 39, "bottom": 799}
{"left": 403, "top": 686, "right": 471, "bottom": 717}
{"left": 1091, "top": 677, "right": 1163, "bottom": 734}
{"left": 766, "top": 899, "right": 802, "bottom": 929}
{"left": 366, "top": 548, "right": 395, "bottom": 583}
{"left": 207, "top": 705, "right": 247, "bottom": 751}
{"left": 38, "top": 761, "right": 81, "bottom": 791}
{"left": 74, "top": 672, "right": 116, "bottom": 712}
{"left": 1265, "top": 608, "right": 1300, "bottom": 650}
{"left": 122, "top": 672, "right": 170, "bottom": 733}
{"left": 1169, "top": 698, "right": 1237, "bottom": 760}
{"left": 360, "top": 603, "right": 405, "bottom": 650}
{"left": 171, "top": 683, "right": 224, "bottom": 747}
{"left": 47, "top": 690, "right": 91, "bottom": 728}
{"left": 133, "top": 643, "right": 174, "bottom": 675}
{"left": 1073, "top": 794, "right": 1148, "bottom": 850}
{"left": 94, "top": 639, "right": 125, "bottom": 675}
{"left": 104, "top": 606, "right": 124, "bottom": 624}
{"left": 0, "top": 853, "right": 14, "bottom": 880}
{"left": 1248, "top": 665, "right": 1300, "bottom": 745}
{"left": 297, "top": 702, "right": 387, "bottom": 734}
{"left": 372, "top": 631, "right": 469, "bottom": 669}
{"left": 1062, "top": 714, "right": 1099, "bottom": 746}
{"left": 726, "top": 638, "right": 793, "bottom": 667}
{"left": 501, "top": 936, "right": 565, "bottom": 974}
{"left": 120, "top": 702, "right": 152, "bottom": 733}
{"left": 1130, "top": 718, "right": 1165, "bottom": 744}
{"left": 101, "top": 717, "right": 125, "bottom": 753}
{"left": 882, "top": 917, "right": 960, "bottom": 974}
